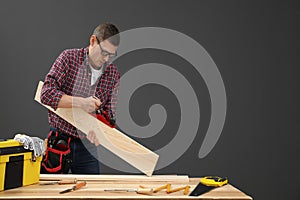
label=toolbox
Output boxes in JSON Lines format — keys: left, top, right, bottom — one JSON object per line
{"left": 0, "top": 139, "right": 42, "bottom": 191}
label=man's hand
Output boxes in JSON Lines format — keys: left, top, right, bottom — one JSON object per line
{"left": 87, "top": 130, "right": 100, "bottom": 146}
{"left": 80, "top": 96, "right": 101, "bottom": 113}
{"left": 58, "top": 95, "right": 101, "bottom": 113}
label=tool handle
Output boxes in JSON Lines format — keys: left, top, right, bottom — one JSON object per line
{"left": 136, "top": 188, "right": 153, "bottom": 195}
{"left": 183, "top": 186, "right": 190, "bottom": 195}
{"left": 74, "top": 181, "right": 86, "bottom": 190}
{"left": 166, "top": 183, "right": 171, "bottom": 192}
{"left": 153, "top": 184, "right": 169, "bottom": 193}
{"left": 58, "top": 179, "right": 77, "bottom": 185}
{"left": 167, "top": 186, "right": 186, "bottom": 194}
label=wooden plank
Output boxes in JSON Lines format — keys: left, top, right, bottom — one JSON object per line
{"left": 34, "top": 81, "right": 159, "bottom": 176}
{"left": 39, "top": 174, "right": 190, "bottom": 183}
{"left": 0, "top": 178, "right": 252, "bottom": 200}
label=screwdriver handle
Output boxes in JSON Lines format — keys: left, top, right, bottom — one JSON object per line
{"left": 136, "top": 188, "right": 153, "bottom": 195}
{"left": 74, "top": 181, "right": 87, "bottom": 190}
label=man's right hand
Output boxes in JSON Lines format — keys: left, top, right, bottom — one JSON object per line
{"left": 80, "top": 96, "right": 101, "bottom": 113}
{"left": 58, "top": 94, "right": 102, "bottom": 113}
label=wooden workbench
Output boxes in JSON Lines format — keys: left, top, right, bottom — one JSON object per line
{"left": 0, "top": 175, "right": 252, "bottom": 200}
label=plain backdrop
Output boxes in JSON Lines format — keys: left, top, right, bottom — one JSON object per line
{"left": 0, "top": 1, "right": 299, "bottom": 200}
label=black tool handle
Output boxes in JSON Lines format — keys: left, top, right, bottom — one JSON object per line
{"left": 189, "top": 182, "right": 213, "bottom": 196}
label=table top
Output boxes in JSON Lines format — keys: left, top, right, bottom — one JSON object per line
{"left": 0, "top": 177, "right": 252, "bottom": 200}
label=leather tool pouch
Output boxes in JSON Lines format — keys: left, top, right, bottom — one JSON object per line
{"left": 40, "top": 130, "right": 72, "bottom": 174}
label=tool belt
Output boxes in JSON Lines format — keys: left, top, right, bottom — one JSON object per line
{"left": 40, "top": 128, "right": 72, "bottom": 174}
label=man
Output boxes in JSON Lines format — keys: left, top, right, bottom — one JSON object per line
{"left": 40, "top": 23, "right": 120, "bottom": 174}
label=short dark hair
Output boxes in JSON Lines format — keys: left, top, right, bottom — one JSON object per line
{"left": 93, "top": 23, "right": 120, "bottom": 46}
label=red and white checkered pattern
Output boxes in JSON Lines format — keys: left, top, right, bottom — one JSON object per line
{"left": 41, "top": 47, "right": 120, "bottom": 138}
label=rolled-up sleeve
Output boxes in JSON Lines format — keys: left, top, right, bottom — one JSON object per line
{"left": 40, "top": 50, "right": 69, "bottom": 110}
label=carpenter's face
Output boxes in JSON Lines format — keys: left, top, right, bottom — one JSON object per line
{"left": 89, "top": 36, "right": 117, "bottom": 69}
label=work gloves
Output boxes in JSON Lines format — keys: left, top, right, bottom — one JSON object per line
{"left": 14, "top": 134, "right": 46, "bottom": 157}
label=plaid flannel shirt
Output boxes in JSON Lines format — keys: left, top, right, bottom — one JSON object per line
{"left": 41, "top": 47, "right": 120, "bottom": 138}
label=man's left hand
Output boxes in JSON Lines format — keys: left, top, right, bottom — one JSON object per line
{"left": 87, "top": 131, "right": 100, "bottom": 146}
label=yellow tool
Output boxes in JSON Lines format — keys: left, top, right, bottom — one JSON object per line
{"left": 140, "top": 183, "right": 190, "bottom": 195}
{"left": 167, "top": 185, "right": 190, "bottom": 195}
{"left": 200, "top": 176, "right": 228, "bottom": 187}
{"left": 154, "top": 183, "right": 170, "bottom": 193}
{"left": 184, "top": 186, "right": 190, "bottom": 195}
{"left": 189, "top": 176, "right": 228, "bottom": 196}
{"left": 167, "top": 183, "right": 171, "bottom": 192}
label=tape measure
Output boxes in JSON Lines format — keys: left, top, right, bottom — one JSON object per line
{"left": 189, "top": 176, "right": 228, "bottom": 196}
{"left": 200, "top": 176, "right": 228, "bottom": 187}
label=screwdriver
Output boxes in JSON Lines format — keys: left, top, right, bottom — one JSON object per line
{"left": 59, "top": 181, "right": 86, "bottom": 194}
{"left": 104, "top": 188, "right": 153, "bottom": 195}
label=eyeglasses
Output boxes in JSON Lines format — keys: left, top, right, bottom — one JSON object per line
{"left": 96, "top": 37, "right": 117, "bottom": 59}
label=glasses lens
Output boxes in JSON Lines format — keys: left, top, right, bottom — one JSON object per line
{"left": 99, "top": 43, "right": 116, "bottom": 58}
{"left": 101, "top": 51, "right": 109, "bottom": 57}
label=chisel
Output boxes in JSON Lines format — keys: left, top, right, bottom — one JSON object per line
{"left": 104, "top": 188, "right": 153, "bottom": 195}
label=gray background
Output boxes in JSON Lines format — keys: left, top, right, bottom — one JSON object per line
{"left": 0, "top": 0, "right": 299, "bottom": 199}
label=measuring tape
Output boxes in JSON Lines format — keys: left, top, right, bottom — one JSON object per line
{"left": 200, "top": 176, "right": 228, "bottom": 187}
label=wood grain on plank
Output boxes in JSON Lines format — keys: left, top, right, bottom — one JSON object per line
{"left": 35, "top": 81, "right": 159, "bottom": 176}
{"left": 0, "top": 178, "right": 252, "bottom": 200}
